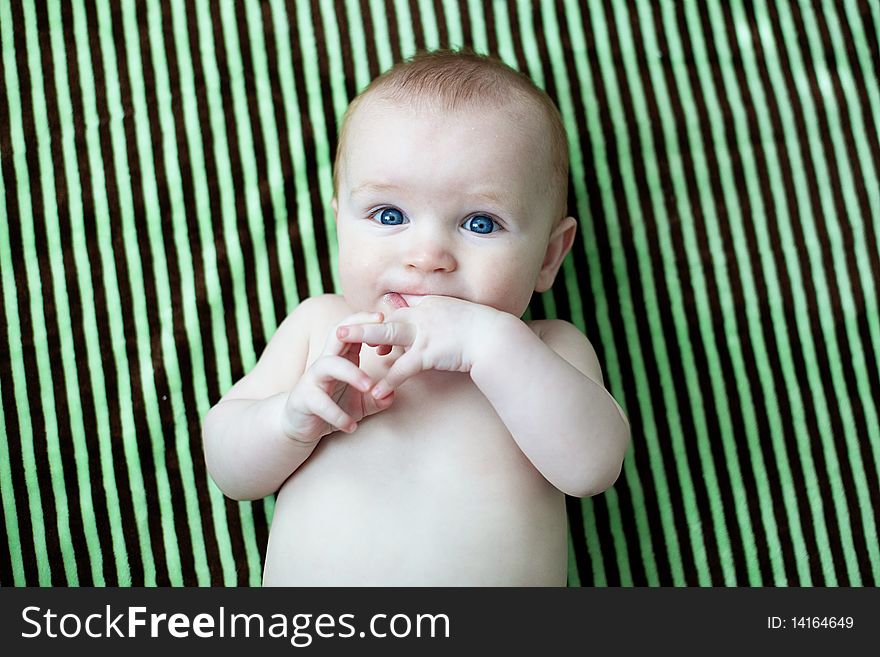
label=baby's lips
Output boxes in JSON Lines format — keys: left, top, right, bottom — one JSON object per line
{"left": 383, "top": 292, "right": 409, "bottom": 310}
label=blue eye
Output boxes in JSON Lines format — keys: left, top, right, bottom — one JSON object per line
{"left": 463, "top": 215, "right": 498, "bottom": 234}
{"left": 376, "top": 207, "right": 406, "bottom": 225}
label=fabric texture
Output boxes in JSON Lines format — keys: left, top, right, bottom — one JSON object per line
{"left": 1, "top": 0, "right": 878, "bottom": 586}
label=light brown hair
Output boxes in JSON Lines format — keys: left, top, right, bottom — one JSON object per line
{"left": 333, "top": 49, "right": 570, "bottom": 218}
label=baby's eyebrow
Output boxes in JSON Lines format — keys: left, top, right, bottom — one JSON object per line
{"left": 349, "top": 181, "right": 401, "bottom": 198}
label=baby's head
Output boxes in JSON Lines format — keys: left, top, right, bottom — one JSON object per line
{"left": 332, "top": 50, "right": 577, "bottom": 317}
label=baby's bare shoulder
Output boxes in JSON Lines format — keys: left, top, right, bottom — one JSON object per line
{"left": 223, "top": 294, "right": 353, "bottom": 400}
{"left": 527, "top": 319, "right": 604, "bottom": 384}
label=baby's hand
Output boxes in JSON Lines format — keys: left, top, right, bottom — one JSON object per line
{"left": 281, "top": 312, "right": 394, "bottom": 443}
{"left": 336, "top": 295, "right": 503, "bottom": 399}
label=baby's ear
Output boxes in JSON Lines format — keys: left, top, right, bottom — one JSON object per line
{"left": 535, "top": 216, "right": 577, "bottom": 293}
{"left": 331, "top": 197, "right": 339, "bottom": 221}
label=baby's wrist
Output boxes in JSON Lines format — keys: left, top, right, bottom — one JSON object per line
{"left": 464, "top": 307, "right": 523, "bottom": 371}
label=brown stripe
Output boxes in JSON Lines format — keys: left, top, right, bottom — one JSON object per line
{"left": 407, "top": 0, "right": 426, "bottom": 51}
{"left": 784, "top": 0, "right": 875, "bottom": 585}
{"left": 182, "top": 0, "right": 245, "bottom": 385}
{"left": 208, "top": 1, "right": 268, "bottom": 361}
{"left": 332, "top": 0, "right": 359, "bottom": 100}
{"left": 383, "top": 0, "right": 403, "bottom": 62}
{"left": 644, "top": 0, "right": 765, "bottom": 585}
{"left": 432, "top": 0, "right": 449, "bottom": 48}
{"left": 232, "top": 0, "right": 287, "bottom": 327}
{"left": 573, "top": 1, "right": 675, "bottom": 586}
{"left": 106, "top": 0, "right": 174, "bottom": 585}
{"left": 682, "top": 1, "right": 800, "bottom": 585}
{"left": 551, "top": 0, "right": 648, "bottom": 586}
{"left": 358, "top": 0, "right": 381, "bottom": 78}
{"left": 480, "top": 0, "right": 498, "bottom": 56}
{"left": 76, "top": 0, "right": 150, "bottom": 585}
{"left": 160, "top": 0, "right": 226, "bottom": 584}
{"left": 10, "top": 0, "right": 73, "bottom": 586}
{"left": 0, "top": 40, "right": 40, "bottom": 584}
{"left": 262, "top": 2, "right": 312, "bottom": 303}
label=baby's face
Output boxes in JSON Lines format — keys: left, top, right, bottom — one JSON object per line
{"left": 334, "top": 97, "right": 562, "bottom": 316}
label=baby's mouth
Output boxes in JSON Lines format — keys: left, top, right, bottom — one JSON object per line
{"left": 384, "top": 292, "right": 428, "bottom": 308}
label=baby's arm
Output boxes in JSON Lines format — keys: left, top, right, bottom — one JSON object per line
{"left": 471, "top": 316, "right": 630, "bottom": 497}
{"left": 202, "top": 296, "right": 392, "bottom": 500}
{"left": 338, "top": 297, "right": 630, "bottom": 498}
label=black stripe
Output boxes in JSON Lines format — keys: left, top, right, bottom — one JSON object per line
{"left": 383, "top": 0, "right": 403, "bottom": 63}
{"left": 107, "top": 0, "right": 174, "bottom": 585}
{"left": 298, "top": 2, "right": 337, "bottom": 292}
{"left": 161, "top": 0, "right": 226, "bottom": 585}
{"left": 855, "top": 0, "right": 880, "bottom": 83}
{"left": 10, "top": 0, "right": 69, "bottom": 586}
{"left": 0, "top": 39, "right": 39, "bottom": 584}
{"left": 209, "top": 0, "right": 267, "bottom": 361}
{"left": 233, "top": 0, "right": 287, "bottom": 328}
{"left": 552, "top": 0, "right": 647, "bottom": 587}
{"left": 600, "top": 0, "right": 710, "bottom": 585}
{"left": 786, "top": 0, "right": 875, "bottom": 585}
{"left": 37, "top": 0, "right": 118, "bottom": 586}
{"left": 575, "top": 1, "right": 674, "bottom": 586}
{"left": 262, "top": 2, "right": 312, "bottom": 304}
{"left": 683, "top": 1, "right": 799, "bottom": 586}
{"left": 481, "top": 0, "right": 498, "bottom": 57}
{"left": 457, "top": 0, "right": 473, "bottom": 46}
{"left": 644, "top": 0, "right": 760, "bottom": 586}
{"left": 76, "top": 0, "right": 147, "bottom": 585}
{"left": 358, "top": 0, "right": 381, "bottom": 79}
{"left": 763, "top": 0, "right": 856, "bottom": 585}
{"left": 432, "top": 0, "right": 449, "bottom": 49}
{"left": 407, "top": 0, "right": 426, "bottom": 52}
{"left": 332, "top": 0, "right": 359, "bottom": 100}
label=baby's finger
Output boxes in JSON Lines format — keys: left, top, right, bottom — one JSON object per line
{"left": 371, "top": 352, "right": 423, "bottom": 399}
{"left": 337, "top": 322, "right": 417, "bottom": 347}
{"left": 323, "top": 312, "right": 384, "bottom": 355}
{"left": 307, "top": 388, "right": 358, "bottom": 434}
{"left": 311, "top": 356, "right": 373, "bottom": 393}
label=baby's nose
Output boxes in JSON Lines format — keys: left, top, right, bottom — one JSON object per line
{"left": 404, "top": 236, "right": 457, "bottom": 273}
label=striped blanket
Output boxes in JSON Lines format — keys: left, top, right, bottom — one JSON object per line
{"left": 1, "top": 0, "right": 878, "bottom": 586}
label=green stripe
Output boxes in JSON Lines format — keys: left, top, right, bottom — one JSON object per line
{"left": 688, "top": 0, "right": 812, "bottom": 585}
{"left": 117, "top": 0, "right": 189, "bottom": 585}
{"left": 343, "top": 1, "right": 371, "bottom": 91}
{"left": 440, "top": 0, "right": 464, "bottom": 49}
{"left": 792, "top": 0, "right": 880, "bottom": 582}
{"left": 86, "top": 0, "right": 159, "bottom": 585}
{"left": 192, "top": 0, "right": 258, "bottom": 370}
{"left": 0, "top": 156, "right": 27, "bottom": 587}
{"left": 368, "top": 0, "right": 395, "bottom": 73}
{"left": 415, "top": 0, "right": 441, "bottom": 50}
{"left": 743, "top": 0, "right": 845, "bottom": 585}
{"left": 392, "top": 0, "right": 418, "bottom": 57}
{"left": 560, "top": 0, "right": 660, "bottom": 586}
{"left": 541, "top": 0, "right": 631, "bottom": 585}
{"left": 244, "top": 0, "right": 301, "bottom": 315}
{"left": 773, "top": 0, "right": 866, "bottom": 586}
{"left": 294, "top": 0, "right": 340, "bottom": 291}
{"left": 217, "top": 0, "right": 278, "bottom": 343}
{"left": 646, "top": 0, "right": 770, "bottom": 586}
{"left": 269, "top": 0, "right": 325, "bottom": 299}
{"left": 22, "top": 0, "right": 107, "bottom": 585}
{"left": 21, "top": 0, "right": 79, "bottom": 586}
{"left": 465, "top": 0, "right": 489, "bottom": 55}
{"left": 580, "top": 496, "right": 607, "bottom": 586}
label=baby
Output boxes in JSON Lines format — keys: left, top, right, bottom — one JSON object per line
{"left": 202, "top": 50, "right": 630, "bottom": 586}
